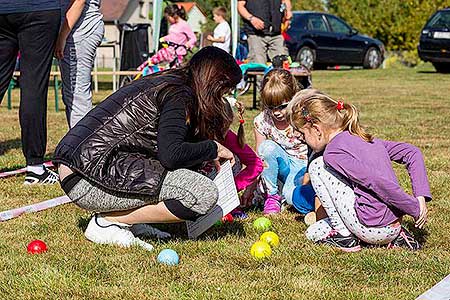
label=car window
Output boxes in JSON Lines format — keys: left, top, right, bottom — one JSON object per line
{"left": 327, "top": 16, "right": 351, "bottom": 34}
{"left": 292, "top": 13, "right": 307, "bottom": 30}
{"left": 426, "top": 11, "right": 450, "bottom": 29}
{"left": 306, "top": 15, "right": 328, "bottom": 32}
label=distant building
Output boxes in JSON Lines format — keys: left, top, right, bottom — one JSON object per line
{"left": 175, "top": 2, "right": 208, "bottom": 34}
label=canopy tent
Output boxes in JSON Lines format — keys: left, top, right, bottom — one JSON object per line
{"left": 152, "top": 0, "right": 239, "bottom": 57}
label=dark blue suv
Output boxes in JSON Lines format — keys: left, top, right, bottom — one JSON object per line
{"left": 285, "top": 11, "right": 385, "bottom": 70}
{"left": 418, "top": 8, "right": 450, "bottom": 73}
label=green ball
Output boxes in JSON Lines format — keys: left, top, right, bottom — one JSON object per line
{"left": 253, "top": 217, "right": 272, "bottom": 232}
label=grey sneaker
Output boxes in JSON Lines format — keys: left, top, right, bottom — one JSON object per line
{"left": 318, "top": 230, "right": 361, "bottom": 252}
{"left": 130, "top": 223, "right": 171, "bottom": 239}
{"left": 387, "top": 226, "right": 421, "bottom": 251}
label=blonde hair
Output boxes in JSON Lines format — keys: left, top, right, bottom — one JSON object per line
{"left": 261, "top": 69, "right": 300, "bottom": 108}
{"left": 287, "top": 89, "right": 373, "bottom": 142}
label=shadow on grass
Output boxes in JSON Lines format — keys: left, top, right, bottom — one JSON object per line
{"left": 0, "top": 138, "right": 21, "bottom": 156}
{"left": 76, "top": 215, "right": 247, "bottom": 242}
{"left": 403, "top": 219, "right": 429, "bottom": 245}
{"left": 417, "top": 70, "right": 439, "bottom": 74}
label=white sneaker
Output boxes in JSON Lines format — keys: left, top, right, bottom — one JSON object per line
{"left": 85, "top": 214, "right": 153, "bottom": 251}
{"left": 130, "top": 223, "right": 171, "bottom": 239}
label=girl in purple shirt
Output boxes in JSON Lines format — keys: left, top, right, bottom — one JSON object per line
{"left": 287, "top": 89, "right": 431, "bottom": 252}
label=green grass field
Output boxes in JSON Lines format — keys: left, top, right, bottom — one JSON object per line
{"left": 1, "top": 64, "right": 450, "bottom": 299}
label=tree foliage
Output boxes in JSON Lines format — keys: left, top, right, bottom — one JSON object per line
{"left": 176, "top": 0, "right": 450, "bottom": 50}
{"left": 292, "top": 0, "right": 327, "bottom": 12}
{"left": 327, "top": 0, "right": 450, "bottom": 50}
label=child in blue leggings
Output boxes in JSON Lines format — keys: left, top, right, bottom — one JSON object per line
{"left": 253, "top": 69, "right": 315, "bottom": 215}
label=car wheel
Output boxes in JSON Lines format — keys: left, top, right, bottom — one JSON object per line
{"left": 297, "top": 46, "right": 315, "bottom": 70}
{"left": 363, "top": 47, "right": 382, "bottom": 69}
{"left": 432, "top": 62, "right": 450, "bottom": 73}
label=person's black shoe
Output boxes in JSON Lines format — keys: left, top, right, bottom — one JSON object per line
{"left": 317, "top": 230, "right": 361, "bottom": 252}
{"left": 24, "top": 167, "right": 59, "bottom": 185}
{"left": 387, "top": 226, "right": 421, "bottom": 251}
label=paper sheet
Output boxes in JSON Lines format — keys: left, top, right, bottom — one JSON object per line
{"left": 186, "top": 161, "right": 240, "bottom": 239}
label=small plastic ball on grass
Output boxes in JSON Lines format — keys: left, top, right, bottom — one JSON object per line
{"left": 27, "top": 240, "right": 47, "bottom": 254}
{"left": 253, "top": 217, "right": 272, "bottom": 232}
{"left": 250, "top": 241, "right": 272, "bottom": 259}
{"left": 222, "top": 213, "right": 234, "bottom": 223}
{"left": 157, "top": 249, "right": 179, "bottom": 265}
{"left": 260, "top": 231, "right": 280, "bottom": 248}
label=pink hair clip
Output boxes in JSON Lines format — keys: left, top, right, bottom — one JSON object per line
{"left": 337, "top": 100, "right": 345, "bottom": 111}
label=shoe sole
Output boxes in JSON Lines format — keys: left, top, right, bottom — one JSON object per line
{"left": 339, "top": 245, "right": 362, "bottom": 253}
{"left": 304, "top": 212, "right": 317, "bottom": 226}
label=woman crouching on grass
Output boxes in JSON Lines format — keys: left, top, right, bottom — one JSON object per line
{"left": 53, "top": 47, "right": 241, "bottom": 248}
{"left": 287, "top": 89, "right": 431, "bottom": 252}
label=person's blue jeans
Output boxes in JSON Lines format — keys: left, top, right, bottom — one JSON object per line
{"left": 258, "top": 140, "right": 314, "bottom": 214}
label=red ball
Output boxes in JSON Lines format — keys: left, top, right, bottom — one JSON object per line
{"left": 221, "top": 213, "right": 234, "bottom": 223}
{"left": 27, "top": 240, "right": 47, "bottom": 254}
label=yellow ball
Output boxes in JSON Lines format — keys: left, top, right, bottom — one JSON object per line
{"left": 250, "top": 241, "right": 272, "bottom": 259}
{"left": 260, "top": 231, "right": 280, "bottom": 248}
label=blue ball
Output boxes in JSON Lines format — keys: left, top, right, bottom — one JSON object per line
{"left": 157, "top": 249, "right": 179, "bottom": 265}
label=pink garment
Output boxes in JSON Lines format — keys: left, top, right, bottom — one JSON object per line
{"left": 224, "top": 130, "right": 263, "bottom": 192}
{"left": 150, "top": 47, "right": 183, "bottom": 65}
{"left": 162, "top": 19, "right": 197, "bottom": 57}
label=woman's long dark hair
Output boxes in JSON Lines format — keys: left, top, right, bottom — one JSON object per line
{"left": 186, "top": 47, "right": 242, "bottom": 141}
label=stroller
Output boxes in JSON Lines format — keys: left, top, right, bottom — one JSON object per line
{"left": 119, "top": 41, "right": 190, "bottom": 87}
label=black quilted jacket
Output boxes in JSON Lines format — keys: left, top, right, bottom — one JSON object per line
{"left": 54, "top": 71, "right": 195, "bottom": 196}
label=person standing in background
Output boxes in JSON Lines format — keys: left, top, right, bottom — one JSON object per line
{"left": 237, "top": 0, "right": 292, "bottom": 64}
{"left": 55, "top": 0, "right": 104, "bottom": 129}
{"left": 207, "top": 7, "right": 231, "bottom": 53}
{"left": 0, "top": 0, "right": 61, "bottom": 184}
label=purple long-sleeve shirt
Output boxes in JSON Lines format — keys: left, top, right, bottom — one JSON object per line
{"left": 323, "top": 131, "right": 432, "bottom": 227}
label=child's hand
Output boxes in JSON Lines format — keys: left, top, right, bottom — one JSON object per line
{"left": 415, "top": 196, "right": 428, "bottom": 229}
{"left": 207, "top": 35, "right": 213, "bottom": 41}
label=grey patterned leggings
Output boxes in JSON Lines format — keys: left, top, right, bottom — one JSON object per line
{"left": 65, "top": 168, "right": 219, "bottom": 220}
{"left": 306, "top": 157, "right": 401, "bottom": 245}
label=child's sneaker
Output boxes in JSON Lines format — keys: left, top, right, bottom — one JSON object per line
{"left": 24, "top": 167, "right": 59, "bottom": 185}
{"left": 85, "top": 214, "right": 140, "bottom": 247}
{"left": 387, "top": 226, "right": 421, "bottom": 251}
{"left": 318, "top": 230, "right": 361, "bottom": 252}
{"left": 263, "top": 194, "right": 282, "bottom": 215}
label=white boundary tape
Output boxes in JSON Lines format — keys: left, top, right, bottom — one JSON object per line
{"left": 0, "top": 195, "right": 71, "bottom": 222}
{"left": 417, "top": 274, "right": 450, "bottom": 300}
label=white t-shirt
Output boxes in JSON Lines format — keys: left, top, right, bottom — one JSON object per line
{"left": 213, "top": 21, "right": 231, "bottom": 53}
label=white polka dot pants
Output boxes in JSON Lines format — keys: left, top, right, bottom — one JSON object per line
{"left": 306, "top": 157, "right": 401, "bottom": 245}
